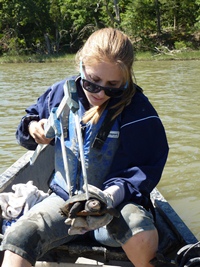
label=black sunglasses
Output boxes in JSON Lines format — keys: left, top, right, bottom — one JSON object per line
{"left": 81, "top": 78, "right": 127, "bottom": 98}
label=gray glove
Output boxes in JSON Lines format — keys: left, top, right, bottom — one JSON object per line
{"left": 60, "top": 184, "right": 120, "bottom": 235}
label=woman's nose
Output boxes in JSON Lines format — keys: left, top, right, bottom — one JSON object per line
{"left": 96, "top": 89, "right": 106, "bottom": 97}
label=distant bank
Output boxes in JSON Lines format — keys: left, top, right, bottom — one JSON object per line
{"left": 0, "top": 50, "right": 200, "bottom": 64}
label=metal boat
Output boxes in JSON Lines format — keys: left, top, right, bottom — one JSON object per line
{"left": 0, "top": 145, "right": 198, "bottom": 266}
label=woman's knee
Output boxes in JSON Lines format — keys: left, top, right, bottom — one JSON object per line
{"left": 4, "top": 219, "right": 40, "bottom": 247}
{"left": 1, "top": 219, "right": 41, "bottom": 265}
{"left": 106, "top": 202, "right": 156, "bottom": 245}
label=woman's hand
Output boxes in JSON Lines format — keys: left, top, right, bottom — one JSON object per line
{"left": 28, "top": 119, "right": 53, "bottom": 144}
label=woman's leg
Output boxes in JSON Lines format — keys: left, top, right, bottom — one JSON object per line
{"left": 2, "top": 251, "right": 31, "bottom": 267}
{"left": 122, "top": 229, "right": 158, "bottom": 267}
{"left": 0, "top": 194, "right": 76, "bottom": 266}
{"left": 93, "top": 202, "right": 157, "bottom": 267}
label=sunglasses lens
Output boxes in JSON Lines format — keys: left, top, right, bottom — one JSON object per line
{"left": 82, "top": 79, "right": 125, "bottom": 98}
{"left": 83, "top": 80, "right": 101, "bottom": 93}
{"left": 105, "top": 89, "right": 124, "bottom": 97}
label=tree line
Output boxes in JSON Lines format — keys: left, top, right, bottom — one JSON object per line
{"left": 0, "top": 0, "right": 199, "bottom": 56}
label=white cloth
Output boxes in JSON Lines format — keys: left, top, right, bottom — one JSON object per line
{"left": 0, "top": 181, "right": 48, "bottom": 220}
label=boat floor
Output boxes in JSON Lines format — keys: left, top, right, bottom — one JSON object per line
{"left": 35, "top": 257, "right": 133, "bottom": 266}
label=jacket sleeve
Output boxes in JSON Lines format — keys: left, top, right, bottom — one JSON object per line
{"left": 103, "top": 92, "right": 169, "bottom": 208}
{"left": 16, "top": 80, "right": 65, "bottom": 150}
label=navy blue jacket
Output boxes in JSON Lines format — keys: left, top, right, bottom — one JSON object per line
{"left": 16, "top": 76, "right": 169, "bottom": 208}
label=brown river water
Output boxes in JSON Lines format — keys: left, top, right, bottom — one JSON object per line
{"left": 0, "top": 59, "right": 200, "bottom": 239}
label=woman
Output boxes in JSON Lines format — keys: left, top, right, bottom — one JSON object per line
{"left": 1, "top": 28, "right": 168, "bottom": 267}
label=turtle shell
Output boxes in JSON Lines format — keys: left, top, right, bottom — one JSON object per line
{"left": 60, "top": 192, "right": 106, "bottom": 218}
{"left": 60, "top": 190, "right": 120, "bottom": 218}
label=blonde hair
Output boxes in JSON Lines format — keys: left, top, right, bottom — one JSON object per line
{"left": 76, "top": 27, "right": 136, "bottom": 124}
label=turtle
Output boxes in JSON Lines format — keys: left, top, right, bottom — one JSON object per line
{"left": 60, "top": 191, "right": 120, "bottom": 219}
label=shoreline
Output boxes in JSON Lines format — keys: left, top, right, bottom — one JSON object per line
{"left": 1, "top": 50, "right": 200, "bottom": 64}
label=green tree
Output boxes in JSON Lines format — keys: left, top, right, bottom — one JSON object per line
{"left": 160, "top": 0, "right": 199, "bottom": 31}
{"left": 120, "top": 0, "right": 158, "bottom": 49}
{"left": 57, "top": 0, "right": 122, "bottom": 51}
{"left": 0, "top": 0, "right": 199, "bottom": 55}
{"left": 195, "top": 0, "right": 200, "bottom": 29}
{"left": 0, "top": 0, "right": 54, "bottom": 54}
{"left": 51, "top": 0, "right": 101, "bottom": 52}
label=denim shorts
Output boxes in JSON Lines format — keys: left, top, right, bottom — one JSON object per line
{"left": 0, "top": 193, "right": 156, "bottom": 265}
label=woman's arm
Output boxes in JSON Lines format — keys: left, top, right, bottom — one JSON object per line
{"left": 103, "top": 92, "right": 169, "bottom": 208}
{"left": 16, "top": 80, "right": 65, "bottom": 150}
